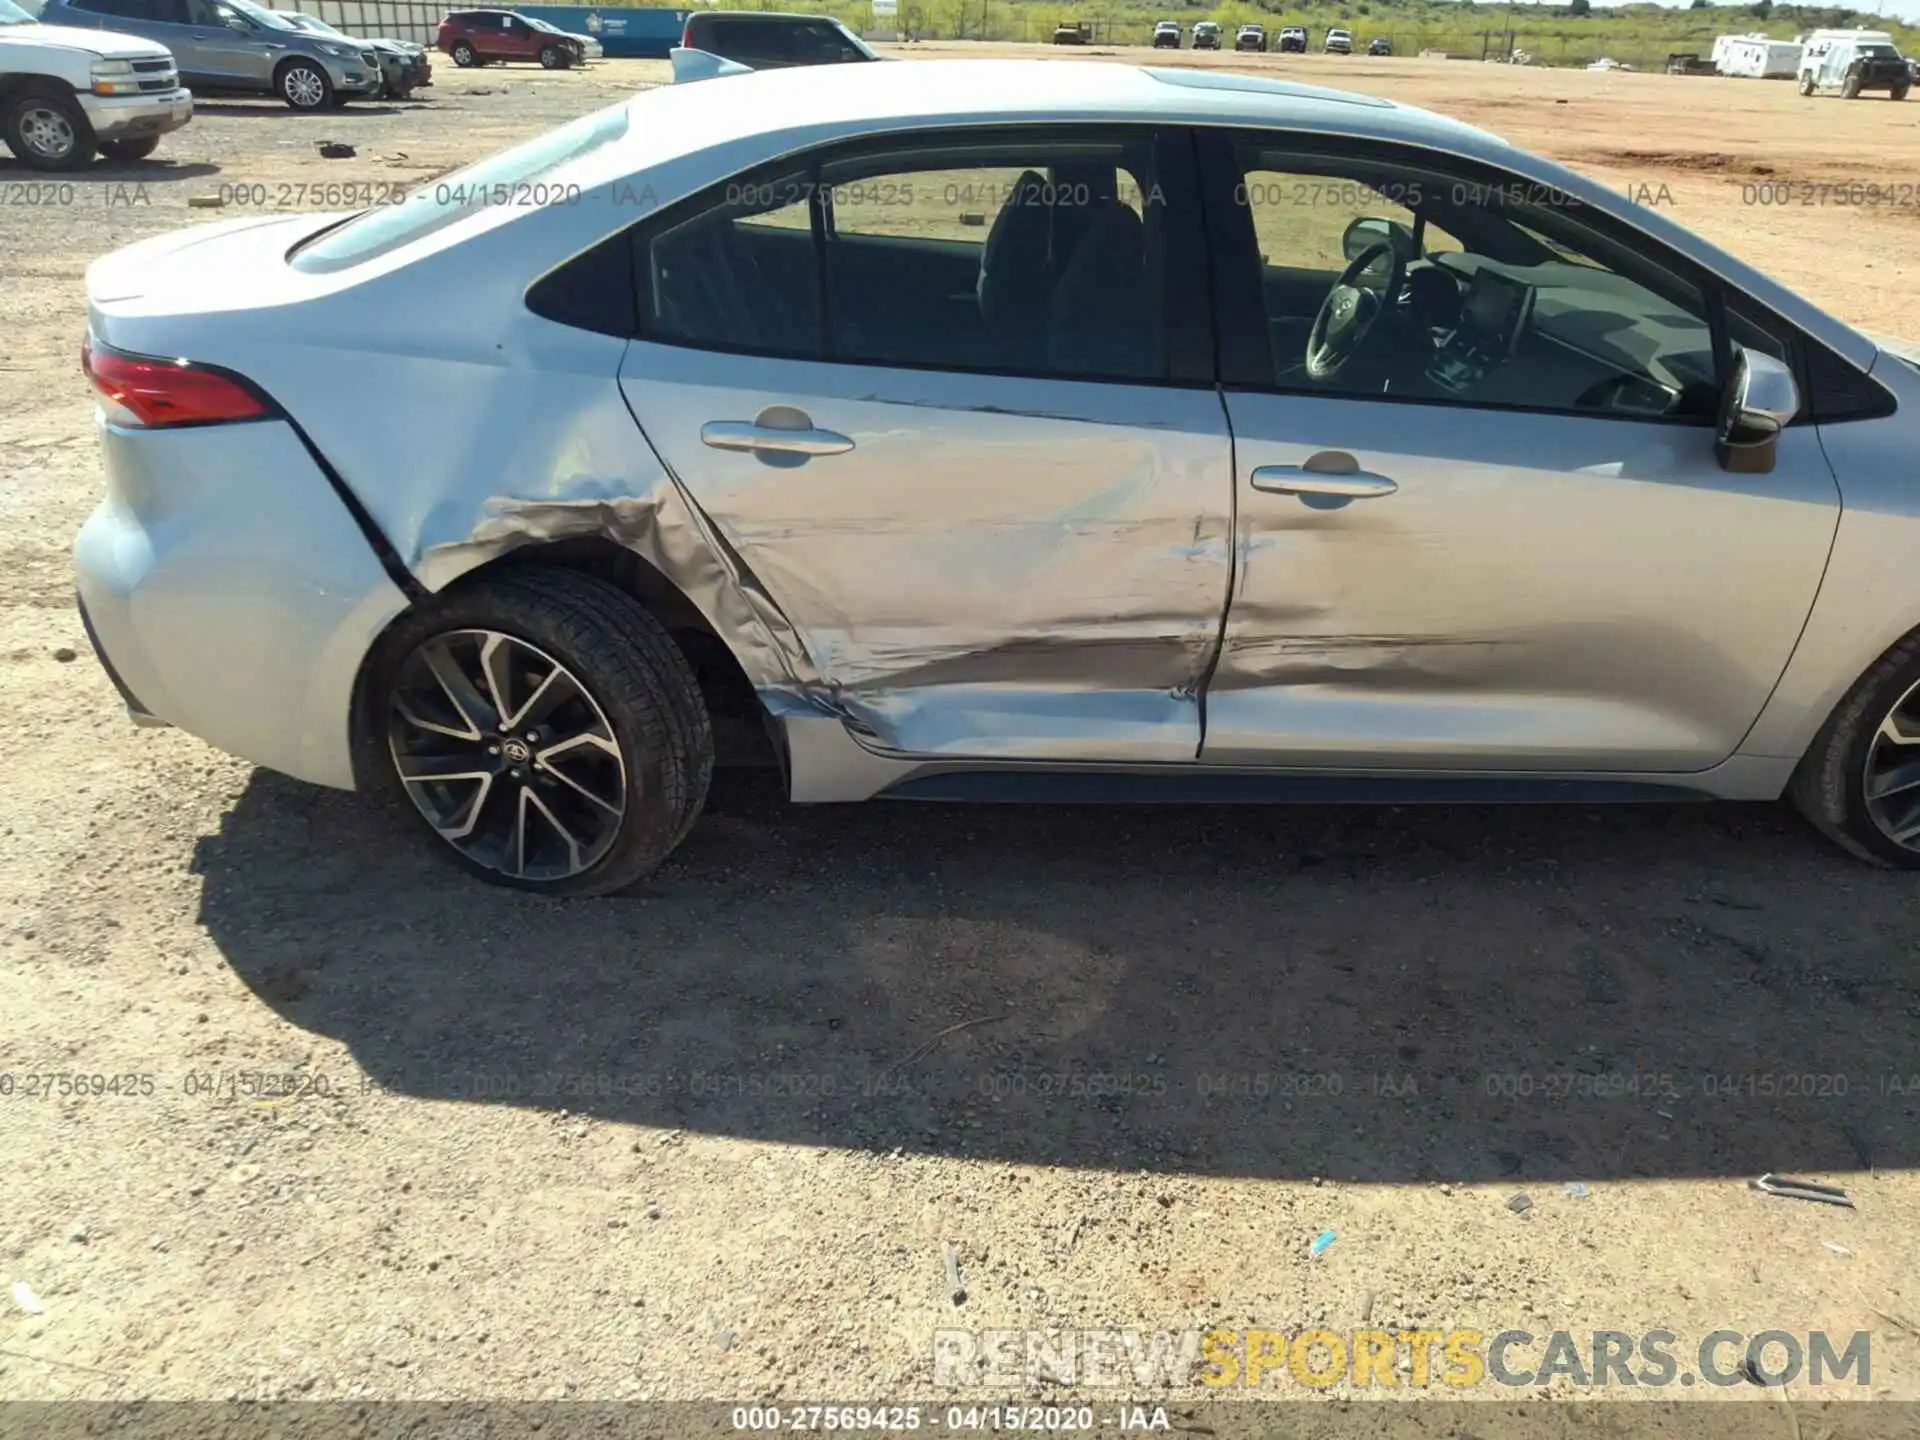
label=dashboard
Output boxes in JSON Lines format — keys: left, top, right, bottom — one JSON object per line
{"left": 1405, "top": 254, "right": 1715, "bottom": 418}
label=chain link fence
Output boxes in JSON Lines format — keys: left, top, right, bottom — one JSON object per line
{"left": 286, "top": 0, "right": 445, "bottom": 44}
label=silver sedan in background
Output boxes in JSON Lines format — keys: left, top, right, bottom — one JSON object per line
{"left": 73, "top": 61, "right": 1920, "bottom": 892}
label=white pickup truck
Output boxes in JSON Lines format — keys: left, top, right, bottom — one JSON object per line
{"left": 0, "top": 0, "right": 190, "bottom": 170}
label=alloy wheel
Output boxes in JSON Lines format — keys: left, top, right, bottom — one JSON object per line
{"left": 1863, "top": 677, "right": 1920, "bottom": 850}
{"left": 387, "top": 629, "right": 627, "bottom": 882}
{"left": 284, "top": 66, "right": 326, "bottom": 107}
{"left": 17, "top": 104, "right": 75, "bottom": 161}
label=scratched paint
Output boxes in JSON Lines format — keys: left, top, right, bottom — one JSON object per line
{"left": 617, "top": 339, "right": 1236, "bottom": 763}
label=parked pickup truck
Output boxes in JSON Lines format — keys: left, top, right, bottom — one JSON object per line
{"left": 0, "top": 0, "right": 189, "bottom": 169}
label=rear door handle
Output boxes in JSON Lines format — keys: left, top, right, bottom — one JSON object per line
{"left": 1250, "top": 450, "right": 1397, "bottom": 499}
{"left": 701, "top": 409, "right": 854, "bottom": 458}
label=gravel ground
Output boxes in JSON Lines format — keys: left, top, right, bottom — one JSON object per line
{"left": 2, "top": 51, "right": 1919, "bottom": 1418}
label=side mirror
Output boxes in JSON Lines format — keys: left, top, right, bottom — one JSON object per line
{"left": 1341, "top": 215, "right": 1416, "bottom": 266}
{"left": 1715, "top": 348, "right": 1799, "bottom": 475}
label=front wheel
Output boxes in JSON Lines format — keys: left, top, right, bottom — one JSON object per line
{"left": 1842, "top": 71, "right": 1863, "bottom": 98}
{"left": 450, "top": 40, "right": 476, "bottom": 66}
{"left": 99, "top": 135, "right": 160, "bottom": 162}
{"left": 1892, "top": 83, "right": 1910, "bottom": 101}
{"left": 278, "top": 58, "right": 333, "bottom": 110}
{"left": 1798, "top": 72, "right": 1815, "bottom": 94}
{"left": 1791, "top": 631, "right": 1920, "bottom": 868}
{"left": 538, "top": 44, "right": 567, "bottom": 68}
{"left": 2, "top": 88, "right": 96, "bottom": 171}
{"left": 371, "top": 569, "right": 713, "bottom": 895}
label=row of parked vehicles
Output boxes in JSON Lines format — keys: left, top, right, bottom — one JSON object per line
{"left": 0, "top": 0, "right": 599, "bottom": 170}
{"left": 1149, "top": 19, "right": 1388, "bottom": 54}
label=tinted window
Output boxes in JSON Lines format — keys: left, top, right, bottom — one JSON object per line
{"left": 636, "top": 130, "right": 1169, "bottom": 382}
{"left": 642, "top": 170, "right": 822, "bottom": 357}
{"left": 1229, "top": 142, "right": 1729, "bottom": 421}
{"left": 791, "top": 20, "right": 864, "bottom": 61}
{"left": 705, "top": 18, "right": 785, "bottom": 63}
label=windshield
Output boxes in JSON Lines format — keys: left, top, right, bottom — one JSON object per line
{"left": 290, "top": 101, "right": 631, "bottom": 273}
{"left": 291, "top": 13, "right": 343, "bottom": 34}
{"left": 527, "top": 16, "right": 561, "bottom": 30}
{"left": 226, "top": 0, "right": 302, "bottom": 31}
{"left": 0, "top": 0, "right": 37, "bottom": 22}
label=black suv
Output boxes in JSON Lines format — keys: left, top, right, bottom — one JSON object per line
{"left": 678, "top": 11, "right": 877, "bottom": 68}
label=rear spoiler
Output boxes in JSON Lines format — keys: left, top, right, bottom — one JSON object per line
{"left": 670, "top": 47, "right": 755, "bottom": 83}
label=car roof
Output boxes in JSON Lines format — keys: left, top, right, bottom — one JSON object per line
{"left": 689, "top": 10, "right": 841, "bottom": 20}
{"left": 591, "top": 59, "right": 1498, "bottom": 169}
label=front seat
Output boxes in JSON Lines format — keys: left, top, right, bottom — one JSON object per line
{"left": 1045, "top": 201, "right": 1162, "bottom": 380}
{"left": 976, "top": 169, "right": 1057, "bottom": 368}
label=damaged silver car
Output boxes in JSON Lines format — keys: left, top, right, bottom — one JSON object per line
{"left": 74, "top": 61, "right": 1920, "bottom": 891}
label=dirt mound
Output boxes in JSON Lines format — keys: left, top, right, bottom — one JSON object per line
{"left": 1580, "top": 148, "right": 1776, "bottom": 175}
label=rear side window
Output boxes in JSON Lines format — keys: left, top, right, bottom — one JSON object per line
{"left": 703, "top": 18, "right": 785, "bottom": 64}
{"left": 635, "top": 128, "right": 1171, "bottom": 383}
{"left": 289, "top": 102, "right": 629, "bottom": 274}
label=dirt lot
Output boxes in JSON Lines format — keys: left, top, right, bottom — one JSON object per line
{"left": 4, "top": 49, "right": 1920, "bottom": 1422}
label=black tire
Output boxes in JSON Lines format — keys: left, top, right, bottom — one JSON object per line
{"left": 99, "top": 135, "right": 160, "bottom": 163}
{"left": 277, "top": 58, "right": 333, "bottom": 110}
{"left": 1842, "top": 71, "right": 1863, "bottom": 99}
{"left": 1798, "top": 72, "right": 1815, "bottom": 95}
{"left": 369, "top": 569, "right": 713, "bottom": 895}
{"left": 538, "top": 43, "right": 565, "bottom": 68}
{"left": 450, "top": 40, "right": 477, "bottom": 66}
{"left": 1789, "top": 629, "right": 1920, "bottom": 868}
{"left": 2, "top": 86, "right": 96, "bottom": 171}
{"left": 1893, "top": 84, "right": 1910, "bottom": 101}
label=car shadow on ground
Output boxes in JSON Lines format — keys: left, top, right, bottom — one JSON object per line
{"left": 194, "top": 768, "right": 1920, "bottom": 1183}
{"left": 188, "top": 101, "right": 416, "bottom": 118}
{"left": 0, "top": 159, "right": 219, "bottom": 181}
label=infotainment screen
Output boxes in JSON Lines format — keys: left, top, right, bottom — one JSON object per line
{"left": 1459, "top": 269, "right": 1530, "bottom": 353}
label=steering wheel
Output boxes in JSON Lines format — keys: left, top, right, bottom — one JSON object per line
{"left": 1305, "top": 242, "right": 1407, "bottom": 382}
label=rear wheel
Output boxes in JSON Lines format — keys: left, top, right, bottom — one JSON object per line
{"left": 2, "top": 87, "right": 96, "bottom": 171}
{"left": 1893, "top": 83, "right": 1911, "bottom": 101}
{"left": 1790, "top": 631, "right": 1920, "bottom": 867}
{"left": 1798, "top": 71, "right": 1815, "bottom": 94}
{"left": 99, "top": 135, "right": 160, "bottom": 162}
{"left": 277, "top": 58, "right": 333, "bottom": 110}
{"left": 372, "top": 569, "right": 712, "bottom": 895}
{"left": 450, "top": 40, "right": 476, "bottom": 66}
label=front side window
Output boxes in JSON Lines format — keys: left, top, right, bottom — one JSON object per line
{"left": 791, "top": 20, "right": 871, "bottom": 61}
{"left": 1227, "top": 140, "right": 1732, "bottom": 421}
{"left": 638, "top": 129, "right": 1171, "bottom": 383}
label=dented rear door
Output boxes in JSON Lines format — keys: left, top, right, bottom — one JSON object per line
{"left": 616, "top": 124, "right": 1232, "bottom": 764}
{"left": 618, "top": 346, "right": 1232, "bottom": 762}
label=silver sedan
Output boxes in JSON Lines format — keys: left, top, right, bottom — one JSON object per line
{"left": 73, "top": 60, "right": 1920, "bottom": 891}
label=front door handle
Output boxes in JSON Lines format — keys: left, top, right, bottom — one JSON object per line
{"left": 1250, "top": 450, "right": 1397, "bottom": 499}
{"left": 701, "top": 406, "right": 853, "bottom": 458}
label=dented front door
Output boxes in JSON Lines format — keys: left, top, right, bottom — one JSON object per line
{"left": 618, "top": 343, "right": 1234, "bottom": 762}
{"left": 1202, "top": 394, "right": 1839, "bottom": 771}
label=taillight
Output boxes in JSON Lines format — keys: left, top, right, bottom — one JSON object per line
{"left": 82, "top": 337, "right": 274, "bottom": 429}
{"left": 679, "top": 19, "right": 691, "bottom": 47}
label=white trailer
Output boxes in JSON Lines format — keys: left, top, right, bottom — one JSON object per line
{"left": 1715, "top": 34, "right": 1803, "bottom": 78}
